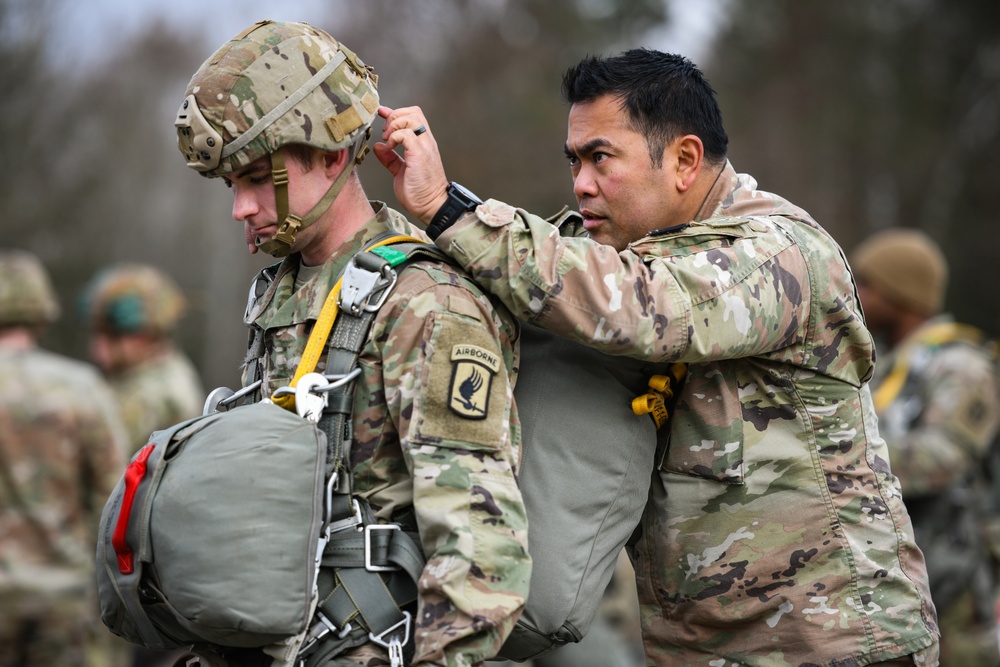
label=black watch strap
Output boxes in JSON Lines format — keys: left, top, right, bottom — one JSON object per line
{"left": 427, "top": 182, "right": 483, "bottom": 240}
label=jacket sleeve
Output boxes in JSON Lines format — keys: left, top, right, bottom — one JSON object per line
{"left": 437, "top": 200, "right": 808, "bottom": 365}
{"left": 375, "top": 273, "right": 530, "bottom": 667}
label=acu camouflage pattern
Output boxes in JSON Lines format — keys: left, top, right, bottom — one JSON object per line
{"left": 436, "top": 161, "right": 938, "bottom": 666}
{"left": 107, "top": 348, "right": 205, "bottom": 456}
{"left": 0, "top": 346, "right": 128, "bottom": 665}
{"left": 177, "top": 20, "right": 378, "bottom": 178}
{"left": 871, "top": 316, "right": 1000, "bottom": 665}
{"left": 241, "top": 203, "right": 530, "bottom": 666}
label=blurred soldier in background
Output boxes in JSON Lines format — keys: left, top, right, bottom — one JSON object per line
{"left": 852, "top": 228, "right": 1000, "bottom": 666}
{"left": 0, "top": 249, "right": 128, "bottom": 666}
{"left": 82, "top": 263, "right": 205, "bottom": 456}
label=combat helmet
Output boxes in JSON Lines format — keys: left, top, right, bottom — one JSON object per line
{"left": 0, "top": 250, "right": 60, "bottom": 327}
{"left": 175, "top": 20, "right": 380, "bottom": 257}
{"left": 82, "top": 264, "right": 186, "bottom": 335}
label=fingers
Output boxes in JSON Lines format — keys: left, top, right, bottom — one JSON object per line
{"left": 372, "top": 142, "right": 403, "bottom": 176}
{"left": 375, "top": 104, "right": 450, "bottom": 225}
{"left": 378, "top": 105, "right": 431, "bottom": 149}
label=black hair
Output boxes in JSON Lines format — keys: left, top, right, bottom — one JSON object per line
{"left": 562, "top": 49, "right": 728, "bottom": 167}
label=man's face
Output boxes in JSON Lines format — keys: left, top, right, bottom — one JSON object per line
{"left": 90, "top": 331, "right": 145, "bottom": 375}
{"left": 855, "top": 279, "right": 897, "bottom": 334}
{"left": 224, "top": 152, "right": 329, "bottom": 256}
{"left": 565, "top": 95, "right": 678, "bottom": 252}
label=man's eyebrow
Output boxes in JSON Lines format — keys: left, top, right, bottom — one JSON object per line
{"left": 230, "top": 162, "right": 270, "bottom": 180}
{"left": 564, "top": 137, "right": 612, "bottom": 158}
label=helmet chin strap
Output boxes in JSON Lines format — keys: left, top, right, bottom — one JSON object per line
{"left": 256, "top": 137, "right": 370, "bottom": 258}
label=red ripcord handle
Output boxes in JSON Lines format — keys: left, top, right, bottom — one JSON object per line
{"left": 112, "top": 443, "right": 156, "bottom": 574}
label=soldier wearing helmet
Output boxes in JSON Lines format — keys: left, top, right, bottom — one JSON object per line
{"left": 173, "top": 21, "right": 529, "bottom": 667}
{"left": 0, "top": 249, "right": 128, "bottom": 666}
{"left": 82, "top": 263, "right": 205, "bottom": 457}
{"left": 0, "top": 248, "right": 60, "bottom": 330}
{"left": 852, "top": 228, "right": 1000, "bottom": 667}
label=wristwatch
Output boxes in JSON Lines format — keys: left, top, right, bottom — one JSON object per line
{"left": 426, "top": 182, "right": 483, "bottom": 240}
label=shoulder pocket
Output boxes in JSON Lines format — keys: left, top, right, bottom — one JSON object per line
{"left": 635, "top": 217, "right": 760, "bottom": 257}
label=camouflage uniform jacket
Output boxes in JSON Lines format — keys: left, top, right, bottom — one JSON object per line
{"left": 871, "top": 315, "right": 1000, "bottom": 611}
{"left": 108, "top": 347, "right": 204, "bottom": 456}
{"left": 435, "top": 163, "right": 938, "bottom": 665}
{"left": 241, "top": 203, "right": 530, "bottom": 666}
{"left": 0, "top": 346, "right": 127, "bottom": 598}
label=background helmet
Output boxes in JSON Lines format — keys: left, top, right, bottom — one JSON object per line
{"left": 850, "top": 228, "right": 948, "bottom": 316}
{"left": 0, "top": 249, "right": 60, "bottom": 327}
{"left": 82, "top": 263, "right": 186, "bottom": 335}
{"left": 175, "top": 21, "right": 380, "bottom": 257}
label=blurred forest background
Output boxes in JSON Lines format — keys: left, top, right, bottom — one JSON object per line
{"left": 3, "top": 0, "right": 999, "bottom": 391}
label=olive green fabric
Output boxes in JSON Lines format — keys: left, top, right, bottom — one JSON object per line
{"left": 97, "top": 402, "right": 326, "bottom": 649}
{"left": 499, "top": 321, "right": 669, "bottom": 661}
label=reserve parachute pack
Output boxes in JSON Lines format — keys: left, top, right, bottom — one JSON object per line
{"left": 495, "top": 210, "right": 685, "bottom": 662}
{"left": 97, "top": 235, "right": 443, "bottom": 667}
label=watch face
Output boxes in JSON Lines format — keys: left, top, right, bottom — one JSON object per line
{"left": 450, "top": 182, "right": 483, "bottom": 206}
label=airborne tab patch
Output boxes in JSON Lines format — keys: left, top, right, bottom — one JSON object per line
{"left": 448, "top": 344, "right": 500, "bottom": 419}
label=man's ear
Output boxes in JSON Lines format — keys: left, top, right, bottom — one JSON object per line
{"left": 322, "top": 148, "right": 350, "bottom": 178}
{"left": 674, "top": 135, "right": 704, "bottom": 192}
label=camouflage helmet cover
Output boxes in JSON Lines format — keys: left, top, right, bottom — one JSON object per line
{"left": 83, "top": 263, "right": 186, "bottom": 335}
{"left": 175, "top": 20, "right": 380, "bottom": 178}
{"left": 0, "top": 249, "right": 60, "bottom": 327}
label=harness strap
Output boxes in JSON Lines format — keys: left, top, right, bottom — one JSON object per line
{"left": 321, "top": 528, "right": 425, "bottom": 577}
{"left": 287, "top": 236, "right": 447, "bottom": 665}
{"left": 272, "top": 234, "right": 426, "bottom": 412}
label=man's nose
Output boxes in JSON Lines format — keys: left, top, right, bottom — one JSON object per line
{"left": 231, "top": 187, "right": 258, "bottom": 222}
{"left": 573, "top": 167, "right": 598, "bottom": 200}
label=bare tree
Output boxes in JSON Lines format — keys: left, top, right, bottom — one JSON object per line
{"left": 708, "top": 0, "right": 1000, "bottom": 334}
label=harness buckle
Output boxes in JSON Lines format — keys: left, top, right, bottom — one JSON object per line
{"left": 364, "top": 523, "right": 401, "bottom": 572}
{"left": 340, "top": 256, "right": 398, "bottom": 316}
{"left": 327, "top": 498, "right": 363, "bottom": 534}
{"left": 340, "top": 260, "right": 381, "bottom": 316}
{"left": 299, "top": 612, "right": 338, "bottom": 656}
{"left": 368, "top": 611, "right": 411, "bottom": 667}
{"left": 294, "top": 372, "right": 330, "bottom": 422}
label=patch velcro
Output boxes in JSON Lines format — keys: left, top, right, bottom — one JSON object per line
{"left": 416, "top": 313, "right": 506, "bottom": 450}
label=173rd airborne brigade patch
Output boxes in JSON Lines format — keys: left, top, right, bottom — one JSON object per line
{"left": 448, "top": 344, "right": 499, "bottom": 420}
